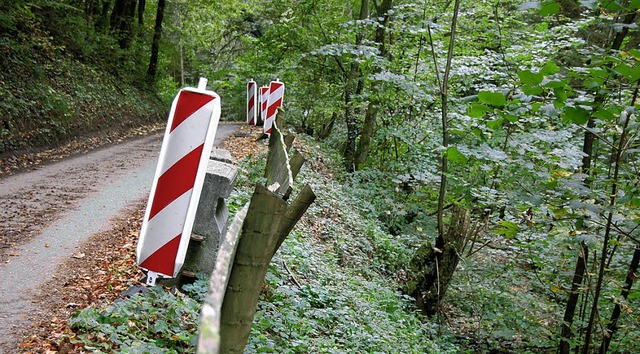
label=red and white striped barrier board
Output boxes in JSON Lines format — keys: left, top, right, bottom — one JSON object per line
{"left": 260, "top": 86, "right": 269, "bottom": 125}
{"left": 264, "top": 80, "right": 284, "bottom": 135}
{"left": 247, "top": 80, "right": 257, "bottom": 125}
{"left": 136, "top": 78, "right": 221, "bottom": 285}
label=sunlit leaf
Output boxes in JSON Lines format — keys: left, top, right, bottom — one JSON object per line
{"left": 539, "top": 1, "right": 560, "bottom": 15}
{"left": 518, "top": 70, "right": 543, "bottom": 85}
{"left": 522, "top": 85, "right": 543, "bottom": 95}
{"left": 446, "top": 146, "right": 469, "bottom": 164}
{"left": 468, "top": 103, "right": 491, "bottom": 118}
{"left": 487, "top": 118, "right": 504, "bottom": 130}
{"left": 541, "top": 61, "right": 560, "bottom": 75}
{"left": 478, "top": 91, "right": 506, "bottom": 107}
{"left": 495, "top": 220, "right": 520, "bottom": 239}
{"left": 563, "top": 106, "right": 590, "bottom": 124}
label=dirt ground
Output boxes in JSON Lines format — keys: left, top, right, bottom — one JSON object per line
{"left": 0, "top": 123, "right": 266, "bottom": 353}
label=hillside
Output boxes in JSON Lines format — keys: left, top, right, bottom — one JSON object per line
{"left": 0, "top": 1, "right": 165, "bottom": 156}
{"left": 16, "top": 124, "right": 625, "bottom": 353}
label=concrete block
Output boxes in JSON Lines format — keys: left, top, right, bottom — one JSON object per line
{"left": 171, "top": 152, "right": 238, "bottom": 287}
{"left": 210, "top": 148, "right": 233, "bottom": 164}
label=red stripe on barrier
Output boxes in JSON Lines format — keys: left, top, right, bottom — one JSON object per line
{"left": 266, "top": 97, "right": 283, "bottom": 119}
{"left": 149, "top": 144, "right": 204, "bottom": 219}
{"left": 171, "top": 91, "right": 215, "bottom": 132}
{"left": 139, "top": 234, "right": 182, "bottom": 276}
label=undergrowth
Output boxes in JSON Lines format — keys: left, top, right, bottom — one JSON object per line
{"left": 64, "top": 134, "right": 459, "bottom": 353}
{"left": 66, "top": 133, "right": 639, "bottom": 353}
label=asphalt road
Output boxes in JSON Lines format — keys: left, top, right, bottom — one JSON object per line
{"left": 0, "top": 123, "right": 241, "bottom": 351}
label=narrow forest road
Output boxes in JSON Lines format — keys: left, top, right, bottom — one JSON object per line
{"left": 0, "top": 123, "right": 241, "bottom": 352}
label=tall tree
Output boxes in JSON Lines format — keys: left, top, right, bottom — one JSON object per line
{"left": 137, "top": 0, "right": 145, "bottom": 25}
{"left": 147, "top": 0, "right": 165, "bottom": 82}
{"left": 343, "top": 0, "right": 369, "bottom": 172}
{"left": 354, "top": 0, "right": 393, "bottom": 170}
{"left": 110, "top": 0, "right": 137, "bottom": 49}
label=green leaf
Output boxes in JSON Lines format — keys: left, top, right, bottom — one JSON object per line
{"left": 593, "top": 108, "right": 616, "bottom": 121}
{"left": 504, "top": 114, "right": 519, "bottom": 123}
{"left": 539, "top": 1, "right": 560, "bottom": 15}
{"left": 543, "top": 80, "right": 565, "bottom": 89}
{"left": 486, "top": 118, "right": 504, "bottom": 130}
{"left": 518, "top": 70, "right": 543, "bottom": 85}
{"left": 554, "top": 87, "right": 567, "bottom": 103}
{"left": 495, "top": 220, "right": 520, "bottom": 239}
{"left": 614, "top": 63, "right": 640, "bottom": 81}
{"left": 630, "top": 0, "right": 640, "bottom": 9}
{"left": 541, "top": 61, "right": 560, "bottom": 75}
{"left": 602, "top": 0, "right": 624, "bottom": 11}
{"left": 478, "top": 91, "right": 506, "bottom": 107}
{"left": 522, "top": 84, "right": 543, "bottom": 95}
{"left": 471, "top": 127, "right": 486, "bottom": 141}
{"left": 563, "top": 106, "right": 590, "bottom": 124}
{"left": 628, "top": 290, "right": 640, "bottom": 299}
{"left": 468, "top": 103, "right": 491, "bottom": 118}
{"left": 446, "top": 146, "right": 469, "bottom": 164}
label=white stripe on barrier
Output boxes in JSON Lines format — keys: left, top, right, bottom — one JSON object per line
{"left": 137, "top": 191, "right": 192, "bottom": 264}
{"left": 158, "top": 102, "right": 215, "bottom": 175}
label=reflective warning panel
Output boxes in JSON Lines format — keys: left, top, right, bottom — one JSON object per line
{"left": 136, "top": 79, "right": 221, "bottom": 283}
{"left": 247, "top": 80, "right": 257, "bottom": 125}
{"left": 264, "top": 81, "right": 284, "bottom": 135}
{"left": 259, "top": 85, "right": 269, "bottom": 125}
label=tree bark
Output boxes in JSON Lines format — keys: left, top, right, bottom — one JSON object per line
{"left": 600, "top": 247, "right": 640, "bottom": 353}
{"left": 405, "top": 205, "right": 469, "bottom": 316}
{"left": 110, "top": 0, "right": 137, "bottom": 49}
{"left": 343, "top": 0, "right": 369, "bottom": 172}
{"left": 559, "top": 242, "right": 588, "bottom": 354}
{"left": 94, "top": 0, "right": 112, "bottom": 32}
{"left": 215, "top": 125, "right": 316, "bottom": 353}
{"left": 354, "top": 0, "right": 393, "bottom": 169}
{"left": 582, "top": 87, "right": 634, "bottom": 354}
{"left": 146, "top": 0, "right": 165, "bottom": 82}
{"left": 137, "top": 0, "right": 145, "bottom": 25}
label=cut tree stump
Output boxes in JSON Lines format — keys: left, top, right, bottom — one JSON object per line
{"left": 405, "top": 205, "right": 470, "bottom": 316}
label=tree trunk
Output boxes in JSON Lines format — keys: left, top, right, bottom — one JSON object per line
{"left": 146, "top": 0, "right": 165, "bottom": 82}
{"left": 354, "top": 0, "right": 393, "bottom": 169}
{"left": 559, "top": 242, "right": 588, "bottom": 354}
{"left": 405, "top": 205, "right": 469, "bottom": 316}
{"left": 110, "top": 0, "right": 137, "bottom": 49}
{"left": 137, "top": 0, "right": 145, "bottom": 25}
{"left": 343, "top": 0, "right": 369, "bottom": 172}
{"left": 566, "top": 14, "right": 636, "bottom": 352}
{"left": 94, "top": 0, "right": 112, "bottom": 32}
{"left": 600, "top": 247, "right": 640, "bottom": 353}
{"left": 317, "top": 112, "right": 336, "bottom": 140}
{"left": 216, "top": 125, "right": 316, "bottom": 353}
{"left": 582, "top": 86, "right": 634, "bottom": 354}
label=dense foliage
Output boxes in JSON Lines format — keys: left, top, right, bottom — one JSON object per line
{"left": 4, "top": 0, "right": 640, "bottom": 352}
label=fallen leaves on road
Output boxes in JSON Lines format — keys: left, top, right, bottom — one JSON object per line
{"left": 0, "top": 123, "right": 164, "bottom": 177}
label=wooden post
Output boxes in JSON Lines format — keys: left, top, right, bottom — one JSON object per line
{"left": 197, "top": 204, "right": 248, "bottom": 353}
{"left": 197, "top": 123, "right": 315, "bottom": 354}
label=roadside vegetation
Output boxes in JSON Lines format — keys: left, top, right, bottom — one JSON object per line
{"left": 3, "top": 0, "right": 640, "bottom": 353}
